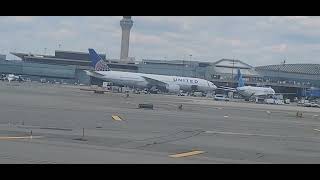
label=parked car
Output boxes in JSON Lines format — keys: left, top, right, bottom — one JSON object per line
{"left": 214, "top": 94, "right": 229, "bottom": 101}
{"left": 304, "top": 102, "right": 312, "bottom": 107}
{"left": 310, "top": 102, "right": 318, "bottom": 107}
{"left": 178, "top": 92, "right": 188, "bottom": 96}
{"left": 264, "top": 98, "right": 275, "bottom": 104}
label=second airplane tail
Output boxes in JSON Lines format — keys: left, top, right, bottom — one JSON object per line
{"left": 236, "top": 68, "right": 245, "bottom": 87}
{"left": 88, "top": 48, "right": 111, "bottom": 71}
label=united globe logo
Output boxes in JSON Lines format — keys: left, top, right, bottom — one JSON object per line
{"left": 95, "top": 60, "right": 110, "bottom": 71}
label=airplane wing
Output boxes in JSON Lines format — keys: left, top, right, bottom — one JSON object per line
{"left": 140, "top": 76, "right": 168, "bottom": 87}
{"left": 274, "top": 93, "right": 296, "bottom": 95}
{"left": 216, "top": 86, "right": 237, "bottom": 92}
{"left": 84, "top": 70, "right": 105, "bottom": 79}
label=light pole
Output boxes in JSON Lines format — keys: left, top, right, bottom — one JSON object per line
{"left": 278, "top": 60, "right": 286, "bottom": 84}
{"left": 182, "top": 59, "right": 185, "bottom": 76}
{"left": 231, "top": 59, "right": 235, "bottom": 87}
{"left": 231, "top": 59, "right": 235, "bottom": 80}
{"left": 278, "top": 66, "right": 280, "bottom": 84}
{"left": 189, "top": 54, "right": 193, "bottom": 76}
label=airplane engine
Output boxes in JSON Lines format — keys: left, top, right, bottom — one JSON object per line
{"left": 166, "top": 84, "right": 180, "bottom": 93}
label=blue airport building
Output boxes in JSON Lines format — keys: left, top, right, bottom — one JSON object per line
{"left": 1, "top": 50, "right": 320, "bottom": 98}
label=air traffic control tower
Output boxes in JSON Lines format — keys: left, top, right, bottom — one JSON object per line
{"left": 120, "top": 16, "right": 133, "bottom": 60}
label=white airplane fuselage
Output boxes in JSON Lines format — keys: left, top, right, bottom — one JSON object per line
{"left": 91, "top": 70, "right": 217, "bottom": 93}
{"left": 237, "top": 86, "right": 275, "bottom": 98}
{"left": 7, "top": 74, "right": 19, "bottom": 82}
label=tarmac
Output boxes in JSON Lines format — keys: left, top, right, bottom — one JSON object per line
{"left": 1, "top": 81, "right": 320, "bottom": 163}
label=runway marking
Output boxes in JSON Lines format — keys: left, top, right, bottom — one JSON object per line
{"left": 169, "top": 150, "right": 205, "bottom": 158}
{"left": 112, "top": 115, "right": 122, "bottom": 121}
{"left": 0, "top": 136, "right": 43, "bottom": 140}
{"left": 204, "top": 130, "right": 286, "bottom": 138}
{"left": 224, "top": 115, "right": 229, "bottom": 118}
{"left": 314, "top": 129, "right": 320, "bottom": 132}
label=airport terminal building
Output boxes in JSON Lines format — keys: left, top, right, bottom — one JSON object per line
{"left": 0, "top": 54, "right": 6, "bottom": 61}
{"left": 136, "top": 58, "right": 319, "bottom": 97}
{"left": 0, "top": 50, "right": 138, "bottom": 84}
{"left": 1, "top": 50, "right": 319, "bottom": 97}
{"left": 255, "top": 64, "right": 320, "bottom": 88}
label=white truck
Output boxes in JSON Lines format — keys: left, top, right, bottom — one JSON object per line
{"left": 102, "top": 82, "right": 112, "bottom": 88}
{"left": 274, "top": 99, "right": 284, "bottom": 105}
{"left": 264, "top": 98, "right": 275, "bottom": 104}
{"left": 284, "top": 99, "right": 291, "bottom": 104}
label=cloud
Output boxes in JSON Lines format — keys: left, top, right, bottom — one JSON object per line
{"left": 46, "top": 28, "right": 78, "bottom": 40}
{"left": 131, "top": 32, "right": 166, "bottom": 45}
{"left": 0, "top": 16, "right": 36, "bottom": 24}
{"left": 1, "top": 16, "right": 320, "bottom": 66}
{"left": 12, "top": 16, "right": 36, "bottom": 23}
{"left": 263, "top": 44, "right": 288, "bottom": 53}
{"left": 213, "top": 37, "right": 248, "bottom": 48}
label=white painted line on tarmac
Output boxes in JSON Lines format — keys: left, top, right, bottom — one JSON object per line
{"left": 204, "top": 130, "right": 286, "bottom": 138}
{"left": 0, "top": 136, "right": 43, "bottom": 140}
{"left": 170, "top": 150, "right": 205, "bottom": 158}
{"left": 112, "top": 115, "right": 122, "bottom": 121}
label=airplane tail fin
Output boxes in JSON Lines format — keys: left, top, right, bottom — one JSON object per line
{"left": 88, "top": 48, "right": 111, "bottom": 71}
{"left": 237, "top": 68, "right": 244, "bottom": 87}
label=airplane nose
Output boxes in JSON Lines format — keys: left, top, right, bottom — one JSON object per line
{"left": 212, "top": 85, "right": 217, "bottom": 90}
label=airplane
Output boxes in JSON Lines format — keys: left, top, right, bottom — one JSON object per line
{"left": 5, "top": 74, "right": 24, "bottom": 83}
{"left": 219, "top": 68, "right": 277, "bottom": 100}
{"left": 85, "top": 48, "right": 217, "bottom": 94}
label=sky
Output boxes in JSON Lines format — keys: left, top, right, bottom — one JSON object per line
{"left": 1, "top": 16, "right": 320, "bottom": 66}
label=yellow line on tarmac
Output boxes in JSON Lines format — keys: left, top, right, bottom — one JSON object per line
{"left": 0, "top": 136, "right": 43, "bottom": 140}
{"left": 169, "top": 150, "right": 205, "bottom": 158}
{"left": 112, "top": 115, "right": 122, "bottom": 121}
